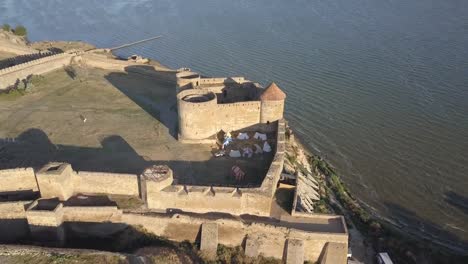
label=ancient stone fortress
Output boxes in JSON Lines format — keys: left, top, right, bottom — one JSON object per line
{"left": 0, "top": 46, "right": 348, "bottom": 263}
{"left": 176, "top": 71, "right": 285, "bottom": 143}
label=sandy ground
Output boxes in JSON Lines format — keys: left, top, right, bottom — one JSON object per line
{"left": 30, "top": 41, "right": 96, "bottom": 52}
{"left": 0, "top": 65, "right": 270, "bottom": 186}
{"left": 0, "top": 51, "right": 15, "bottom": 60}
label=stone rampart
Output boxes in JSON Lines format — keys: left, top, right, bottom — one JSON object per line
{"left": 0, "top": 53, "right": 73, "bottom": 89}
{"left": 122, "top": 212, "right": 348, "bottom": 263}
{"left": 0, "top": 167, "right": 38, "bottom": 194}
{"left": 198, "top": 77, "right": 246, "bottom": 85}
{"left": 74, "top": 171, "right": 139, "bottom": 196}
{"left": 0, "top": 201, "right": 30, "bottom": 242}
{"left": 150, "top": 186, "right": 277, "bottom": 216}
{"left": 81, "top": 54, "right": 140, "bottom": 71}
{"left": 61, "top": 206, "right": 122, "bottom": 222}
{"left": 0, "top": 51, "right": 55, "bottom": 70}
{"left": 215, "top": 101, "right": 262, "bottom": 132}
{"left": 1, "top": 202, "right": 348, "bottom": 262}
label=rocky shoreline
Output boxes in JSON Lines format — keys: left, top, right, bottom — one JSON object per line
{"left": 284, "top": 123, "right": 468, "bottom": 264}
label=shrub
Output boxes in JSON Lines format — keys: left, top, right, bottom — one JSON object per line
{"left": 2, "top": 23, "right": 10, "bottom": 31}
{"left": 13, "top": 25, "right": 27, "bottom": 36}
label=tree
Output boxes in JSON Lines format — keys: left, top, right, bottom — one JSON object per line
{"left": 1, "top": 24, "right": 10, "bottom": 31}
{"left": 13, "top": 25, "right": 27, "bottom": 36}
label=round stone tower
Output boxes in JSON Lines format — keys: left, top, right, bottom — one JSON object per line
{"left": 260, "top": 82, "right": 286, "bottom": 123}
{"left": 177, "top": 89, "right": 217, "bottom": 140}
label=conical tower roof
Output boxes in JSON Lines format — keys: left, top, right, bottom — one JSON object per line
{"left": 260, "top": 82, "right": 286, "bottom": 101}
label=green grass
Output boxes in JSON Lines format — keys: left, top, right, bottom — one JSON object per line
{"left": 13, "top": 25, "right": 27, "bottom": 36}
{"left": 0, "top": 89, "right": 26, "bottom": 100}
{"left": 2, "top": 23, "right": 11, "bottom": 31}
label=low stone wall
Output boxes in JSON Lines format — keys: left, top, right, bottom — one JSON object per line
{"left": 74, "top": 171, "right": 139, "bottom": 197}
{"left": 0, "top": 168, "right": 38, "bottom": 195}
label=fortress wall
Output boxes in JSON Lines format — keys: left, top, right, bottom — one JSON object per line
{"left": 198, "top": 77, "right": 246, "bottom": 85}
{"left": 0, "top": 53, "right": 73, "bottom": 89}
{"left": 61, "top": 206, "right": 122, "bottom": 222}
{"left": 0, "top": 202, "right": 28, "bottom": 219}
{"left": 0, "top": 201, "right": 30, "bottom": 242}
{"left": 122, "top": 213, "right": 348, "bottom": 263}
{"left": 0, "top": 51, "right": 55, "bottom": 70}
{"left": 73, "top": 171, "right": 139, "bottom": 196}
{"left": 215, "top": 101, "right": 261, "bottom": 132}
{"left": 260, "top": 100, "right": 285, "bottom": 124}
{"left": 3, "top": 199, "right": 347, "bottom": 262}
{"left": 253, "top": 119, "right": 285, "bottom": 198}
{"left": 176, "top": 71, "right": 200, "bottom": 90}
{"left": 36, "top": 164, "right": 75, "bottom": 201}
{"left": 25, "top": 203, "right": 64, "bottom": 227}
{"left": 150, "top": 186, "right": 245, "bottom": 215}
{"left": 0, "top": 168, "right": 38, "bottom": 193}
{"left": 147, "top": 185, "right": 273, "bottom": 216}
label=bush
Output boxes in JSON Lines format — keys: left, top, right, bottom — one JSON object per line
{"left": 2, "top": 23, "right": 10, "bottom": 31}
{"left": 13, "top": 25, "right": 27, "bottom": 36}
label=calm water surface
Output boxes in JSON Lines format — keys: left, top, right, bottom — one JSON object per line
{"left": 1, "top": 0, "right": 468, "bottom": 250}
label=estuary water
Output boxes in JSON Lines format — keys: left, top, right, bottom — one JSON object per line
{"left": 1, "top": 0, "right": 468, "bottom": 250}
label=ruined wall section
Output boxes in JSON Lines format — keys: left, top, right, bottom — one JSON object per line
{"left": 0, "top": 53, "right": 73, "bottom": 89}
{"left": 0, "top": 168, "right": 38, "bottom": 194}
